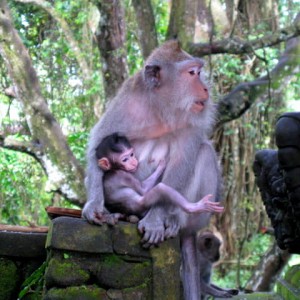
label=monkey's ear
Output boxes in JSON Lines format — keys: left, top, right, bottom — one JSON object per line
{"left": 98, "top": 158, "right": 111, "bottom": 171}
{"left": 144, "top": 65, "right": 161, "bottom": 89}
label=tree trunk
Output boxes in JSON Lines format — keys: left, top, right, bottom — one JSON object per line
{"left": 94, "top": 0, "right": 128, "bottom": 100}
{"left": 245, "top": 241, "right": 290, "bottom": 291}
{"left": 131, "top": 0, "right": 158, "bottom": 60}
{"left": 167, "top": 0, "right": 197, "bottom": 46}
{"left": 0, "top": 1, "right": 85, "bottom": 205}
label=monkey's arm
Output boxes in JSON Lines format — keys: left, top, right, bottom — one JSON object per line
{"left": 141, "top": 160, "right": 166, "bottom": 193}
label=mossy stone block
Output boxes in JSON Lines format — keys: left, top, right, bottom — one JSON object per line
{"left": 107, "top": 285, "right": 150, "bottom": 300}
{"left": 112, "top": 222, "right": 150, "bottom": 257}
{"left": 0, "top": 258, "right": 19, "bottom": 300}
{"left": 150, "top": 237, "right": 181, "bottom": 300}
{"left": 46, "top": 217, "right": 113, "bottom": 254}
{"left": 221, "top": 293, "right": 282, "bottom": 299}
{"left": 0, "top": 231, "right": 46, "bottom": 257}
{"left": 45, "top": 257, "right": 90, "bottom": 288}
{"left": 96, "top": 254, "right": 151, "bottom": 289}
{"left": 44, "top": 285, "right": 108, "bottom": 300}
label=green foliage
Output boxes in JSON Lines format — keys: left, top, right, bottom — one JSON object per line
{"left": 213, "top": 234, "right": 273, "bottom": 288}
{"left": 151, "top": 0, "right": 169, "bottom": 42}
{"left": 18, "top": 261, "right": 47, "bottom": 299}
{"left": 0, "top": 148, "right": 51, "bottom": 226}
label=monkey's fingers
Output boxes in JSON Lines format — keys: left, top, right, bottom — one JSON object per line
{"left": 92, "top": 212, "right": 105, "bottom": 225}
{"left": 137, "top": 222, "right": 145, "bottom": 234}
{"left": 212, "top": 207, "right": 225, "bottom": 213}
{"left": 165, "top": 215, "right": 180, "bottom": 238}
{"left": 141, "top": 228, "right": 164, "bottom": 245}
{"left": 106, "top": 213, "right": 125, "bottom": 226}
{"left": 208, "top": 203, "right": 224, "bottom": 212}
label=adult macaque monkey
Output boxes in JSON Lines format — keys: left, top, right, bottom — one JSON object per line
{"left": 197, "top": 231, "right": 239, "bottom": 299}
{"left": 83, "top": 40, "right": 221, "bottom": 299}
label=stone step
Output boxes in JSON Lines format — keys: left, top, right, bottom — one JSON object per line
{"left": 216, "top": 292, "right": 283, "bottom": 299}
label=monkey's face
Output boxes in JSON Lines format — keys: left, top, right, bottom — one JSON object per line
{"left": 175, "top": 59, "right": 209, "bottom": 114}
{"left": 116, "top": 148, "right": 138, "bottom": 173}
{"left": 198, "top": 233, "right": 222, "bottom": 263}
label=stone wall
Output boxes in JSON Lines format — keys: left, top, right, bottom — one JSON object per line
{"left": 44, "top": 217, "right": 181, "bottom": 300}
{"left": 0, "top": 229, "right": 47, "bottom": 300}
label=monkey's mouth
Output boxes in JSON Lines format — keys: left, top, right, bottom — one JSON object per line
{"left": 128, "top": 166, "right": 138, "bottom": 173}
{"left": 191, "top": 101, "right": 205, "bottom": 113}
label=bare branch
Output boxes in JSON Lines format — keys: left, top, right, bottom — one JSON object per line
{"left": 216, "top": 34, "right": 300, "bottom": 126}
{"left": 188, "top": 18, "right": 300, "bottom": 56}
{"left": 0, "top": 133, "right": 44, "bottom": 165}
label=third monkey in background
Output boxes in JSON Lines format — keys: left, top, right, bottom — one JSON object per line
{"left": 197, "top": 231, "right": 239, "bottom": 299}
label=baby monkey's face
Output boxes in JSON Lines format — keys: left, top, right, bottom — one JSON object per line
{"left": 117, "top": 147, "right": 138, "bottom": 173}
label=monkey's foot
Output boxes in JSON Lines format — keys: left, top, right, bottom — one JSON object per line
{"left": 164, "top": 214, "right": 180, "bottom": 239}
{"left": 138, "top": 216, "right": 165, "bottom": 247}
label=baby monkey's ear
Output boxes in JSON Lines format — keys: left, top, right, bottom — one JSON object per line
{"left": 98, "top": 158, "right": 111, "bottom": 171}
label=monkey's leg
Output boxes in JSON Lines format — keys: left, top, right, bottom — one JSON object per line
{"left": 139, "top": 183, "right": 219, "bottom": 214}
{"left": 181, "top": 234, "right": 201, "bottom": 300}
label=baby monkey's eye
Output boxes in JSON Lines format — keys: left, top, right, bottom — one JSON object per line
{"left": 189, "top": 70, "right": 196, "bottom": 75}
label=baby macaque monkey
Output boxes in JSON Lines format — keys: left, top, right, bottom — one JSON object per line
{"left": 197, "top": 231, "right": 239, "bottom": 299}
{"left": 96, "top": 133, "right": 224, "bottom": 218}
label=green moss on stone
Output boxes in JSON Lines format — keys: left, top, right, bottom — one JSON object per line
{"left": 45, "top": 257, "right": 89, "bottom": 287}
{"left": 97, "top": 254, "right": 151, "bottom": 289}
{"left": 0, "top": 258, "right": 19, "bottom": 300}
{"left": 233, "top": 292, "right": 283, "bottom": 299}
{"left": 44, "top": 285, "right": 108, "bottom": 300}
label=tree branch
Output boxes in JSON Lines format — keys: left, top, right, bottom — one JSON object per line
{"left": 0, "top": 133, "right": 44, "bottom": 165}
{"left": 0, "top": 1, "right": 86, "bottom": 205}
{"left": 188, "top": 17, "right": 300, "bottom": 56}
{"left": 216, "top": 33, "right": 300, "bottom": 126}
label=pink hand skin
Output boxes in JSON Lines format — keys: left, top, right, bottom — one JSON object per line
{"left": 185, "top": 195, "right": 224, "bottom": 214}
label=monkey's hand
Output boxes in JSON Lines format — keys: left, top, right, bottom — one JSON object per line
{"left": 192, "top": 195, "right": 224, "bottom": 214}
{"left": 82, "top": 201, "right": 122, "bottom": 225}
{"left": 138, "top": 208, "right": 166, "bottom": 247}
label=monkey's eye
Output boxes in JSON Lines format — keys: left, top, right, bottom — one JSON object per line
{"left": 122, "top": 158, "right": 128, "bottom": 162}
{"left": 130, "top": 153, "right": 134, "bottom": 157}
{"left": 188, "top": 70, "right": 196, "bottom": 76}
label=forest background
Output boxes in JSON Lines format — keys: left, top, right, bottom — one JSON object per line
{"left": 0, "top": 0, "right": 299, "bottom": 291}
